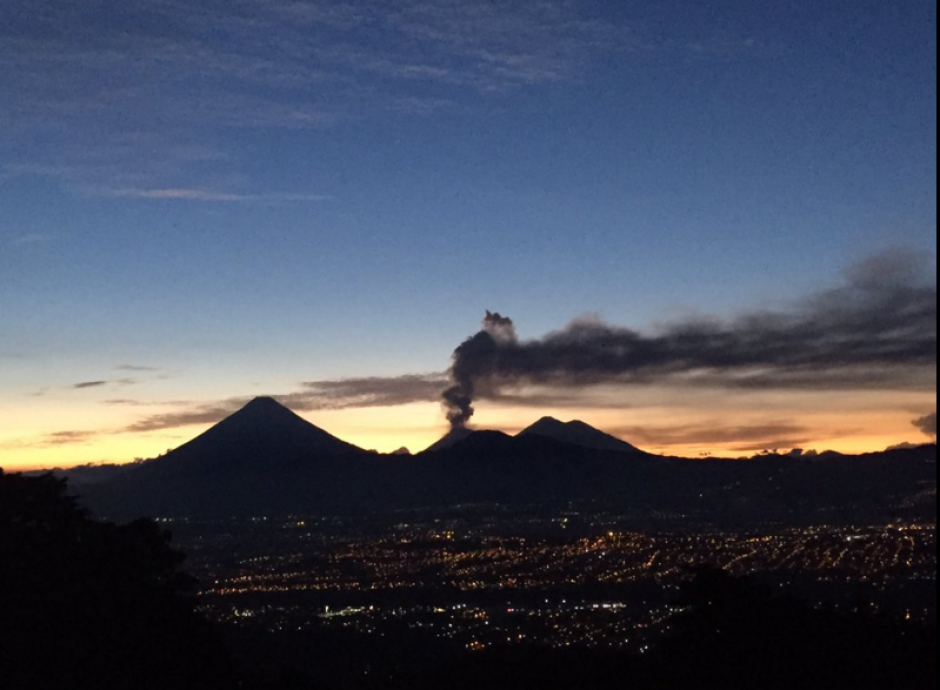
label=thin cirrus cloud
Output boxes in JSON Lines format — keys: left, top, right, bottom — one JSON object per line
{"left": 0, "top": 0, "right": 657, "bottom": 193}
{"left": 103, "top": 188, "right": 333, "bottom": 204}
{"left": 9, "top": 233, "right": 55, "bottom": 247}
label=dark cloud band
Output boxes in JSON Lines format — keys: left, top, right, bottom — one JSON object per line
{"left": 443, "top": 251, "right": 937, "bottom": 428}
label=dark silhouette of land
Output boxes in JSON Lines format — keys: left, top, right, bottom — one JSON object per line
{"left": 0, "top": 470, "right": 235, "bottom": 690}
{"left": 3, "top": 469, "right": 934, "bottom": 689}
{"left": 519, "top": 416, "right": 641, "bottom": 453}
{"left": 70, "top": 398, "right": 935, "bottom": 523}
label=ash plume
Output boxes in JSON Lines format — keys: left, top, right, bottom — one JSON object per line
{"left": 442, "top": 251, "right": 937, "bottom": 429}
{"left": 444, "top": 311, "right": 517, "bottom": 428}
{"left": 914, "top": 411, "right": 937, "bottom": 438}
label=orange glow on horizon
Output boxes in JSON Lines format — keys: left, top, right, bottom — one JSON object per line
{"left": 2, "top": 388, "right": 936, "bottom": 473}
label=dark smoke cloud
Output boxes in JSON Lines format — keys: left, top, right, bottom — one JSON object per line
{"left": 299, "top": 374, "right": 448, "bottom": 410}
{"left": 443, "top": 311, "right": 517, "bottom": 427}
{"left": 443, "top": 251, "right": 937, "bottom": 429}
{"left": 914, "top": 411, "right": 938, "bottom": 438}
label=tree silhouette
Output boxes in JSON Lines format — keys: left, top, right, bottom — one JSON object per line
{"left": 659, "top": 567, "right": 936, "bottom": 690}
{"left": 0, "top": 470, "right": 234, "bottom": 690}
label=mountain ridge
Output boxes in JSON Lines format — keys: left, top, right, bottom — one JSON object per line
{"left": 518, "top": 417, "right": 642, "bottom": 453}
{"left": 59, "top": 398, "right": 936, "bottom": 525}
{"left": 134, "top": 396, "right": 365, "bottom": 478}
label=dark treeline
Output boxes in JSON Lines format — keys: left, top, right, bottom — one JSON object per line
{"left": 1, "top": 471, "right": 935, "bottom": 690}
{"left": 0, "top": 470, "right": 282, "bottom": 690}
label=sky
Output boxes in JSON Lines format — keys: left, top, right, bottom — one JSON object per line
{"left": 0, "top": 0, "right": 937, "bottom": 470}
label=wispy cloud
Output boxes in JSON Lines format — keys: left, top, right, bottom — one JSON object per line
{"left": 124, "top": 400, "right": 250, "bottom": 434}
{"left": 103, "top": 188, "right": 332, "bottom": 203}
{"left": 73, "top": 381, "right": 109, "bottom": 390}
{"left": 0, "top": 0, "right": 642, "bottom": 193}
{"left": 72, "top": 379, "right": 138, "bottom": 391}
{"left": 41, "top": 431, "right": 99, "bottom": 447}
{"left": 122, "top": 374, "right": 448, "bottom": 433}
{"left": 9, "top": 233, "right": 56, "bottom": 247}
{"left": 622, "top": 422, "right": 814, "bottom": 448}
{"left": 297, "top": 374, "right": 449, "bottom": 409}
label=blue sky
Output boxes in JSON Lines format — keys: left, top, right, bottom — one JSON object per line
{"left": 0, "top": 0, "right": 936, "bottom": 466}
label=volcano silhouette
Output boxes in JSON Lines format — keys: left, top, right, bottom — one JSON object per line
{"left": 519, "top": 417, "right": 641, "bottom": 453}
{"left": 136, "top": 397, "right": 364, "bottom": 478}
{"left": 75, "top": 398, "right": 936, "bottom": 524}
{"left": 424, "top": 426, "right": 476, "bottom": 453}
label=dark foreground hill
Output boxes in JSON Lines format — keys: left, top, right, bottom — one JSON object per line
{"left": 5, "top": 470, "right": 934, "bottom": 690}
{"left": 71, "top": 399, "right": 936, "bottom": 523}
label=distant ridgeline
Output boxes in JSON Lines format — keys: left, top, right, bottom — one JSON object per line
{"left": 53, "top": 398, "right": 937, "bottom": 522}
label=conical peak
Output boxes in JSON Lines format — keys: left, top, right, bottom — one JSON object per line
{"left": 242, "top": 396, "right": 287, "bottom": 412}
{"left": 231, "top": 397, "right": 305, "bottom": 424}
{"left": 150, "top": 396, "right": 365, "bottom": 474}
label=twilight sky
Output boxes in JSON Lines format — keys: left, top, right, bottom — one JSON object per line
{"left": 1, "top": 0, "right": 937, "bottom": 470}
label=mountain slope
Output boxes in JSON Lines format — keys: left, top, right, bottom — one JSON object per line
{"left": 519, "top": 417, "right": 642, "bottom": 453}
{"left": 141, "top": 397, "right": 363, "bottom": 476}
{"left": 424, "top": 427, "right": 477, "bottom": 453}
{"left": 74, "top": 398, "right": 936, "bottom": 525}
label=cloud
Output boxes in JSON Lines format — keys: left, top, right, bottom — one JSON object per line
{"left": 103, "top": 188, "right": 332, "bottom": 203}
{"left": 729, "top": 440, "right": 822, "bottom": 454}
{"left": 122, "top": 374, "right": 448, "bottom": 433}
{"left": 442, "top": 250, "right": 937, "bottom": 427}
{"left": 72, "top": 379, "right": 138, "bottom": 390}
{"left": 914, "top": 411, "right": 938, "bottom": 438}
{"left": 41, "top": 431, "right": 98, "bottom": 447}
{"left": 621, "top": 423, "right": 814, "bottom": 449}
{"left": 115, "top": 365, "right": 161, "bottom": 373}
{"left": 296, "top": 374, "right": 449, "bottom": 409}
{"left": 125, "top": 400, "right": 249, "bottom": 434}
{"left": 0, "top": 0, "right": 639, "bottom": 192}
{"left": 887, "top": 442, "right": 929, "bottom": 452}
{"left": 73, "top": 381, "right": 109, "bottom": 390}
{"left": 10, "top": 233, "right": 55, "bottom": 246}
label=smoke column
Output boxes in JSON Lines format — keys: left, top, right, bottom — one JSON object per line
{"left": 441, "top": 252, "right": 937, "bottom": 430}
{"left": 443, "top": 311, "right": 517, "bottom": 429}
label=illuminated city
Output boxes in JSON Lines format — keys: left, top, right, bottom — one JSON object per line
{"left": 165, "top": 510, "right": 937, "bottom": 653}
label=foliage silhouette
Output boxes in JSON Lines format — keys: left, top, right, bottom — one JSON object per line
{"left": 2, "top": 470, "right": 934, "bottom": 690}
{"left": 656, "top": 566, "right": 936, "bottom": 689}
{"left": 0, "top": 470, "right": 239, "bottom": 690}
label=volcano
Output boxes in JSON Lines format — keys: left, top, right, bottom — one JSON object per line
{"left": 142, "top": 397, "right": 364, "bottom": 476}
{"left": 73, "top": 398, "right": 935, "bottom": 525}
{"left": 424, "top": 426, "right": 476, "bottom": 453}
{"left": 518, "top": 417, "right": 641, "bottom": 453}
